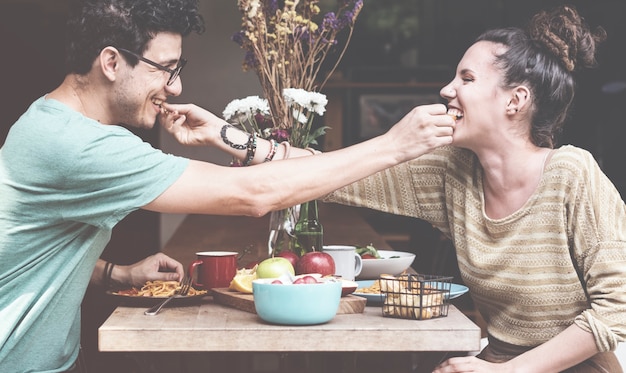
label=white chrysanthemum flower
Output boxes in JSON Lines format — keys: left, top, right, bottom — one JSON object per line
{"left": 223, "top": 95, "right": 269, "bottom": 120}
{"left": 307, "top": 92, "right": 328, "bottom": 116}
{"left": 292, "top": 109, "right": 308, "bottom": 124}
{"left": 283, "top": 88, "right": 327, "bottom": 116}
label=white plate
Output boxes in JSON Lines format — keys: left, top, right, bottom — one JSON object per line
{"left": 353, "top": 280, "right": 469, "bottom": 305}
{"left": 357, "top": 250, "right": 416, "bottom": 280}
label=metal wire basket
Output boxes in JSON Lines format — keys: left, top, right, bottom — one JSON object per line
{"left": 379, "top": 274, "right": 452, "bottom": 320}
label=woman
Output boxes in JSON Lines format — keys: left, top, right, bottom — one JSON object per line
{"left": 324, "top": 5, "right": 626, "bottom": 372}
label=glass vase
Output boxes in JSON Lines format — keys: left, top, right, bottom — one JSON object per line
{"left": 268, "top": 205, "right": 299, "bottom": 257}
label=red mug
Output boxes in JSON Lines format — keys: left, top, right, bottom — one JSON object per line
{"left": 188, "top": 251, "right": 238, "bottom": 290}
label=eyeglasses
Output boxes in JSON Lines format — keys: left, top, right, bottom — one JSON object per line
{"left": 117, "top": 48, "right": 187, "bottom": 86}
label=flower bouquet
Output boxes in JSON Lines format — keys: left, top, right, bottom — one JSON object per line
{"left": 225, "top": 0, "right": 363, "bottom": 255}
{"left": 226, "top": 0, "right": 363, "bottom": 148}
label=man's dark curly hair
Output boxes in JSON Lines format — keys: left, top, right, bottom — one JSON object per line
{"left": 65, "top": 0, "right": 205, "bottom": 75}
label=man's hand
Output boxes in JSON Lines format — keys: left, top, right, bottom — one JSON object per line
{"left": 123, "top": 252, "right": 185, "bottom": 287}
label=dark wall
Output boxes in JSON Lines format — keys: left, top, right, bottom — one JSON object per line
{"left": 1, "top": 1, "right": 67, "bottom": 144}
{"left": 341, "top": 0, "right": 626, "bottom": 195}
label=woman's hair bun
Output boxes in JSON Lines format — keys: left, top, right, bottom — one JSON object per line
{"left": 528, "top": 5, "right": 606, "bottom": 72}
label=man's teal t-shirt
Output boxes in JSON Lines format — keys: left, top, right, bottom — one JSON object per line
{"left": 0, "top": 97, "right": 189, "bottom": 372}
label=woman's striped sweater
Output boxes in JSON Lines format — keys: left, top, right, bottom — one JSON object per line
{"left": 325, "top": 145, "right": 626, "bottom": 351}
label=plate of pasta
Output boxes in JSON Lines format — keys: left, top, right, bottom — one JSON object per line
{"left": 107, "top": 280, "right": 209, "bottom": 306}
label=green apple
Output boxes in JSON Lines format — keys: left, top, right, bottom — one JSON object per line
{"left": 256, "top": 257, "right": 295, "bottom": 279}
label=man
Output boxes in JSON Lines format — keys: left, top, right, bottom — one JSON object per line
{"left": 0, "top": 0, "right": 454, "bottom": 371}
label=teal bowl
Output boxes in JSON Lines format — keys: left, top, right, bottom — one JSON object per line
{"left": 252, "top": 278, "right": 342, "bottom": 325}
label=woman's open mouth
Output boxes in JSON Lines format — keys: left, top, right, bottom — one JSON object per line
{"left": 447, "top": 108, "right": 463, "bottom": 121}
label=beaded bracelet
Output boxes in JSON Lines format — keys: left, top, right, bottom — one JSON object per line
{"left": 220, "top": 124, "right": 248, "bottom": 150}
{"left": 264, "top": 139, "right": 279, "bottom": 162}
{"left": 242, "top": 132, "right": 257, "bottom": 166}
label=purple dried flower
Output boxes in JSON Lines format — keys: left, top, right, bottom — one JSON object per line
{"left": 243, "top": 51, "right": 258, "bottom": 71}
{"left": 322, "top": 12, "right": 340, "bottom": 32}
{"left": 338, "top": 0, "right": 363, "bottom": 28}
{"left": 255, "top": 112, "right": 274, "bottom": 130}
{"left": 272, "top": 129, "right": 291, "bottom": 142}
{"left": 231, "top": 31, "right": 245, "bottom": 47}
{"left": 265, "top": 0, "right": 279, "bottom": 17}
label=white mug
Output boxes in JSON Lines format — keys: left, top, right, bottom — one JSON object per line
{"left": 322, "top": 245, "right": 363, "bottom": 281}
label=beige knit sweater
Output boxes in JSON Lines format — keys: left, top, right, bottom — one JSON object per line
{"left": 325, "top": 145, "right": 626, "bottom": 351}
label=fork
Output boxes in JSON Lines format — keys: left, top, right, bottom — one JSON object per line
{"left": 144, "top": 275, "right": 192, "bottom": 316}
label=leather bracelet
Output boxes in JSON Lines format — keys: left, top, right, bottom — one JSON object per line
{"left": 220, "top": 124, "right": 248, "bottom": 150}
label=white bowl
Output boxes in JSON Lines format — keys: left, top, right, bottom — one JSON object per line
{"left": 357, "top": 250, "right": 416, "bottom": 280}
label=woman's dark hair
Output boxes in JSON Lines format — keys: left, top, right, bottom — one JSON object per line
{"left": 476, "top": 5, "right": 606, "bottom": 147}
{"left": 65, "top": 0, "right": 205, "bottom": 75}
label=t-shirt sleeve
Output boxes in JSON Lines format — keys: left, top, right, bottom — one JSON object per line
{"left": 21, "top": 122, "right": 188, "bottom": 229}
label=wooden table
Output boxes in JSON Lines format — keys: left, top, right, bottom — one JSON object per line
{"left": 99, "top": 297, "right": 480, "bottom": 372}
{"left": 100, "top": 299, "right": 480, "bottom": 353}
{"left": 99, "top": 203, "right": 481, "bottom": 372}
{"left": 161, "top": 203, "right": 393, "bottom": 268}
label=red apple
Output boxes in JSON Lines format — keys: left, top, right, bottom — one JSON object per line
{"left": 276, "top": 250, "right": 299, "bottom": 269}
{"left": 295, "top": 252, "right": 335, "bottom": 276}
{"left": 293, "top": 275, "right": 320, "bottom": 284}
{"left": 271, "top": 279, "right": 283, "bottom": 284}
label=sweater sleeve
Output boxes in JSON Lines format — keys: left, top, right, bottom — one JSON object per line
{"left": 568, "top": 149, "right": 626, "bottom": 351}
{"left": 323, "top": 146, "right": 476, "bottom": 239}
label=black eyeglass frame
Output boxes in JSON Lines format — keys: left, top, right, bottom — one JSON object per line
{"left": 117, "top": 47, "right": 187, "bottom": 86}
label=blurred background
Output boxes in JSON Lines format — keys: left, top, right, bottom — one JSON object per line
{"left": 2, "top": 0, "right": 624, "bottom": 254}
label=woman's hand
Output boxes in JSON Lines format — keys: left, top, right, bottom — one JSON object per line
{"left": 433, "top": 356, "right": 511, "bottom": 373}
{"left": 383, "top": 103, "right": 456, "bottom": 163}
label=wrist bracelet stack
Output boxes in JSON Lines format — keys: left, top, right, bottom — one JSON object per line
{"left": 103, "top": 261, "right": 115, "bottom": 290}
{"left": 221, "top": 124, "right": 258, "bottom": 166}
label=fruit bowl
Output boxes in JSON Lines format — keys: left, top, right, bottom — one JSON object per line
{"left": 357, "top": 250, "right": 416, "bottom": 280}
{"left": 252, "top": 277, "right": 342, "bottom": 325}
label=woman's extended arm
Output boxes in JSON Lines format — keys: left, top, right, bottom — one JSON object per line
{"left": 148, "top": 102, "right": 455, "bottom": 217}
